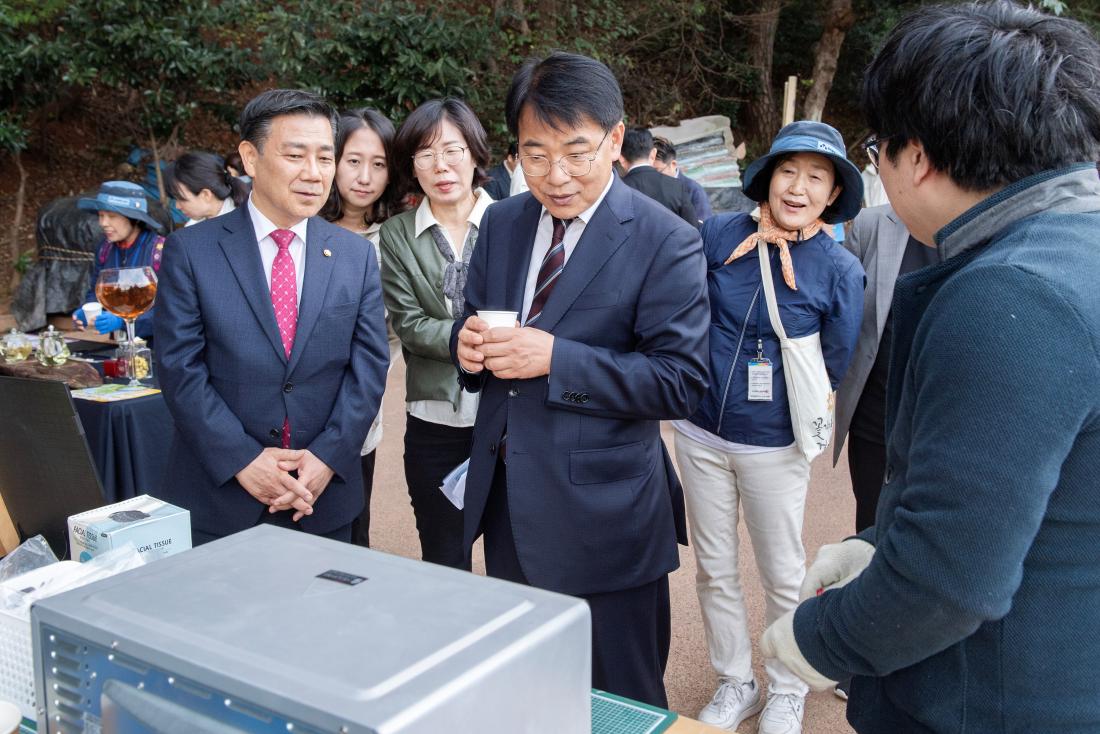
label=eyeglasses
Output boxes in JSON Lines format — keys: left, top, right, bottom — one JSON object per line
{"left": 518, "top": 129, "right": 611, "bottom": 178}
{"left": 412, "top": 146, "right": 467, "bottom": 171}
{"left": 861, "top": 134, "right": 892, "bottom": 171}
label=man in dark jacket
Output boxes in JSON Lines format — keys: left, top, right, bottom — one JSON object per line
{"left": 654, "top": 136, "right": 712, "bottom": 223}
{"left": 482, "top": 141, "right": 517, "bottom": 201}
{"left": 619, "top": 127, "right": 698, "bottom": 227}
{"left": 761, "top": 3, "right": 1100, "bottom": 732}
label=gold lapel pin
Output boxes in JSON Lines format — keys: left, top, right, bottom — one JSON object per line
{"left": 323, "top": 249, "right": 332, "bottom": 257}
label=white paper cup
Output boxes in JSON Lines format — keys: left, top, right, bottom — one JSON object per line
{"left": 477, "top": 310, "right": 519, "bottom": 329}
{"left": 82, "top": 301, "right": 103, "bottom": 325}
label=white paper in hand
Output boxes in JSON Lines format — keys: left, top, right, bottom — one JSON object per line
{"left": 440, "top": 459, "right": 470, "bottom": 510}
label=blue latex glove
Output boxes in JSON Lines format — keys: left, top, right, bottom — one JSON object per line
{"left": 94, "top": 312, "right": 125, "bottom": 334}
{"left": 73, "top": 307, "right": 86, "bottom": 326}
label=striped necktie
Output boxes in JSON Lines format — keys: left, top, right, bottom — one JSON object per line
{"left": 526, "top": 217, "right": 572, "bottom": 326}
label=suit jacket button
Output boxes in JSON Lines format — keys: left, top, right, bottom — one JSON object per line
{"left": 283, "top": 382, "right": 294, "bottom": 393}
{"left": 562, "top": 391, "right": 571, "bottom": 400}
{"left": 579, "top": 393, "right": 589, "bottom": 403}
{"left": 508, "top": 387, "right": 519, "bottom": 397}
{"left": 269, "top": 428, "right": 280, "bottom": 439}
{"left": 489, "top": 442, "right": 497, "bottom": 455}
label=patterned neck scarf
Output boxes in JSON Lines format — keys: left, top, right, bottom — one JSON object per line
{"left": 428, "top": 223, "right": 478, "bottom": 318}
{"left": 724, "top": 201, "right": 824, "bottom": 291}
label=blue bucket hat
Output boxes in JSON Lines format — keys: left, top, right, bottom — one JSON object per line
{"left": 742, "top": 121, "right": 864, "bottom": 224}
{"left": 77, "top": 181, "right": 162, "bottom": 231}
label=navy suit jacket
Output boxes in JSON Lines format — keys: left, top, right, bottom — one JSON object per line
{"left": 154, "top": 206, "right": 389, "bottom": 537}
{"left": 621, "top": 165, "right": 699, "bottom": 228}
{"left": 450, "top": 177, "right": 710, "bottom": 596}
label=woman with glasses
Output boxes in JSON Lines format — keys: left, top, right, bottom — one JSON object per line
{"left": 321, "top": 108, "right": 408, "bottom": 549}
{"left": 378, "top": 97, "right": 493, "bottom": 569}
{"left": 672, "top": 121, "right": 865, "bottom": 734}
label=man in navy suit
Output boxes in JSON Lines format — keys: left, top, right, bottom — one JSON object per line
{"left": 156, "top": 90, "right": 389, "bottom": 545}
{"left": 452, "top": 52, "right": 710, "bottom": 707}
{"left": 619, "top": 127, "right": 698, "bottom": 227}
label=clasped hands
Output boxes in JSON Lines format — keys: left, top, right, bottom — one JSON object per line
{"left": 235, "top": 447, "right": 335, "bottom": 522}
{"left": 456, "top": 315, "right": 554, "bottom": 380}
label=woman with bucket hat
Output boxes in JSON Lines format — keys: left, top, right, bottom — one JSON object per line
{"left": 672, "top": 121, "right": 865, "bottom": 734}
{"left": 71, "top": 181, "right": 166, "bottom": 340}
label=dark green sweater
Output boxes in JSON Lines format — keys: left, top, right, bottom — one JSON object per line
{"left": 794, "top": 165, "right": 1100, "bottom": 733}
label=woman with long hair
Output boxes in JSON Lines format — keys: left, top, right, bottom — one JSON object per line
{"left": 321, "top": 108, "right": 407, "bottom": 548}
{"left": 167, "top": 151, "right": 250, "bottom": 226}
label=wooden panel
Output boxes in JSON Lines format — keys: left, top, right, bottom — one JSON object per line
{"left": 0, "top": 490, "right": 20, "bottom": 556}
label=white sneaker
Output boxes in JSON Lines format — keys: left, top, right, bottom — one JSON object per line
{"left": 697, "top": 678, "right": 764, "bottom": 731}
{"left": 757, "top": 692, "right": 805, "bottom": 734}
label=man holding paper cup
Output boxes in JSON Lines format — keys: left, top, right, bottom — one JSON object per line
{"left": 451, "top": 52, "right": 709, "bottom": 707}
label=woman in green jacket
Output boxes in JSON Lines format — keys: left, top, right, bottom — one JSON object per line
{"left": 379, "top": 97, "right": 493, "bottom": 569}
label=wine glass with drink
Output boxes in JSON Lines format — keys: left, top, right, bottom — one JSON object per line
{"left": 95, "top": 267, "right": 157, "bottom": 388}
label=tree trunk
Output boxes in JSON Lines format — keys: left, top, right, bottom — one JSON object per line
{"left": 801, "top": 0, "right": 856, "bottom": 122}
{"left": 9, "top": 151, "right": 27, "bottom": 292}
{"left": 494, "top": 0, "right": 530, "bottom": 36}
{"left": 743, "top": 0, "right": 783, "bottom": 147}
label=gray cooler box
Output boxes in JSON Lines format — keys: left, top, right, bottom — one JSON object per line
{"left": 31, "top": 525, "right": 591, "bottom": 733}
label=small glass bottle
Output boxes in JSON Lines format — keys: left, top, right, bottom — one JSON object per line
{"left": 114, "top": 337, "right": 153, "bottom": 382}
{"left": 2, "top": 328, "right": 33, "bottom": 363}
{"left": 37, "top": 325, "right": 70, "bottom": 366}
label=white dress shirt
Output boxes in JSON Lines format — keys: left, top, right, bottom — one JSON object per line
{"left": 520, "top": 174, "right": 615, "bottom": 323}
{"left": 184, "top": 197, "right": 236, "bottom": 227}
{"left": 407, "top": 189, "right": 494, "bottom": 428}
{"left": 248, "top": 196, "right": 307, "bottom": 306}
{"left": 510, "top": 164, "right": 529, "bottom": 196}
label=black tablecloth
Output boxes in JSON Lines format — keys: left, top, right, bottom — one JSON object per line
{"left": 73, "top": 386, "right": 174, "bottom": 503}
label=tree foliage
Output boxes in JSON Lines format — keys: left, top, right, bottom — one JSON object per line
{"left": 1, "top": 0, "right": 1098, "bottom": 162}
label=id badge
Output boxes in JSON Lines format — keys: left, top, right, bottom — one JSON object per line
{"left": 747, "top": 358, "right": 773, "bottom": 401}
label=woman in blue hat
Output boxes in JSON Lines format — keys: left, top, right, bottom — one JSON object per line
{"left": 71, "top": 181, "right": 166, "bottom": 340}
{"left": 672, "top": 121, "right": 865, "bottom": 734}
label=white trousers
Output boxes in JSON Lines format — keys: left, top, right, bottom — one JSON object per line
{"left": 674, "top": 431, "right": 811, "bottom": 696}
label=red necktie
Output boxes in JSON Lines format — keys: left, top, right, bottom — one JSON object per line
{"left": 525, "top": 217, "right": 572, "bottom": 325}
{"left": 270, "top": 229, "right": 298, "bottom": 447}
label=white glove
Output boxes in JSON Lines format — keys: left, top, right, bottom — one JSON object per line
{"left": 798, "top": 537, "right": 875, "bottom": 602}
{"left": 761, "top": 609, "right": 836, "bottom": 691}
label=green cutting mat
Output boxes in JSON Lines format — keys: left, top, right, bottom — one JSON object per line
{"left": 591, "top": 688, "right": 678, "bottom": 734}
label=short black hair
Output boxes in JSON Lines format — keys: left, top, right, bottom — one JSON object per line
{"left": 167, "top": 151, "right": 250, "bottom": 208}
{"left": 506, "top": 51, "right": 624, "bottom": 137}
{"left": 507, "top": 141, "right": 518, "bottom": 158}
{"left": 863, "top": 0, "right": 1100, "bottom": 190}
{"left": 392, "top": 97, "right": 490, "bottom": 198}
{"left": 654, "top": 136, "right": 676, "bottom": 164}
{"left": 239, "top": 89, "right": 337, "bottom": 151}
{"left": 621, "top": 127, "right": 655, "bottom": 164}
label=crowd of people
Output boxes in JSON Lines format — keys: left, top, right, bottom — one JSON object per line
{"left": 59, "top": 1, "right": 1100, "bottom": 732}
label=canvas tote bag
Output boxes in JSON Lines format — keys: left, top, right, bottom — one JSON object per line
{"left": 757, "top": 241, "right": 835, "bottom": 461}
